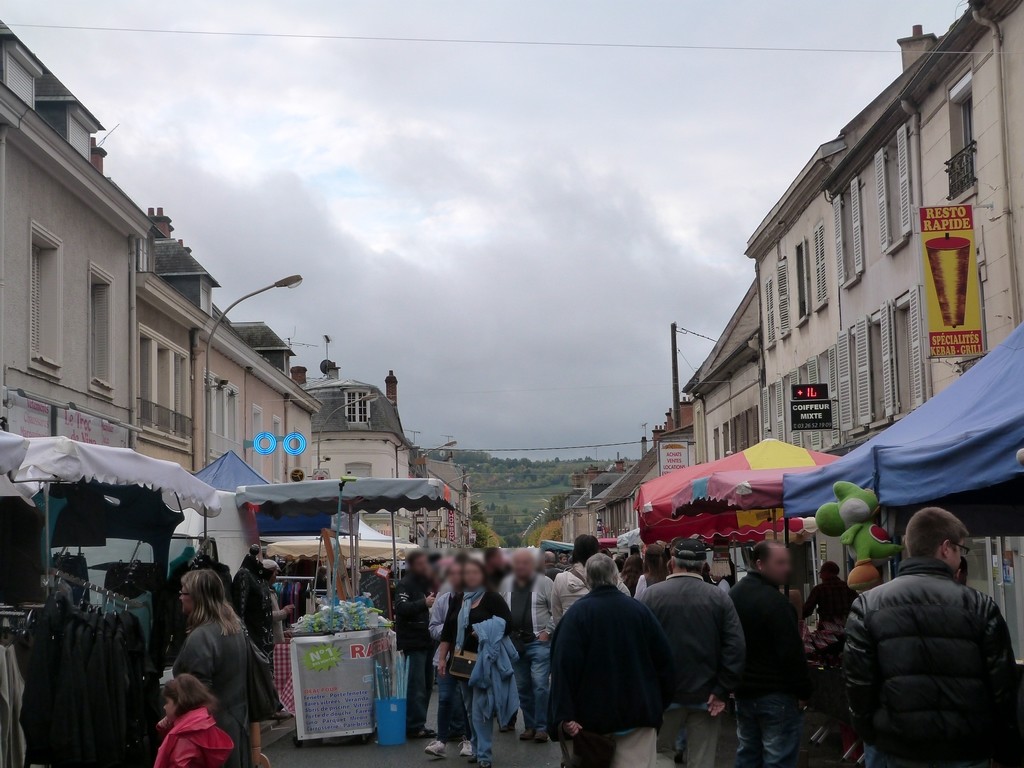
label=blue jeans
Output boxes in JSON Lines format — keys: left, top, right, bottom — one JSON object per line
{"left": 436, "top": 668, "right": 469, "bottom": 741}
{"left": 863, "top": 746, "right": 987, "bottom": 768}
{"left": 735, "top": 694, "right": 803, "bottom": 768}
{"left": 405, "top": 649, "right": 434, "bottom": 732}
{"left": 460, "top": 681, "right": 494, "bottom": 765}
{"left": 513, "top": 640, "right": 551, "bottom": 734}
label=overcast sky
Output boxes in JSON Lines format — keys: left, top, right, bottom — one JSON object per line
{"left": 6, "top": 2, "right": 961, "bottom": 460}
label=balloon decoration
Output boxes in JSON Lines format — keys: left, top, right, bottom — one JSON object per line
{"left": 814, "top": 481, "right": 902, "bottom": 592}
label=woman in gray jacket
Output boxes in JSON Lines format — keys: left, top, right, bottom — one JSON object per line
{"left": 173, "top": 569, "right": 250, "bottom": 768}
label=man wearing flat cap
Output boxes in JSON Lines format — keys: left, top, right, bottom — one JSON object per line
{"left": 641, "top": 539, "right": 746, "bottom": 768}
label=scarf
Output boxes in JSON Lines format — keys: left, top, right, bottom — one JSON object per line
{"left": 456, "top": 589, "right": 485, "bottom": 650}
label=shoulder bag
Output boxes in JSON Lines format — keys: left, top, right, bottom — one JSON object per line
{"left": 245, "top": 634, "right": 279, "bottom": 722}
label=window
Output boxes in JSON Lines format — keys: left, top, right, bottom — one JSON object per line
{"left": 4, "top": 44, "right": 40, "bottom": 105}
{"left": 29, "top": 224, "right": 63, "bottom": 371}
{"left": 272, "top": 416, "right": 283, "bottom": 482}
{"left": 764, "top": 277, "right": 776, "bottom": 346}
{"left": 89, "top": 270, "right": 112, "bottom": 387}
{"left": 345, "top": 462, "right": 373, "bottom": 478}
{"left": 138, "top": 328, "right": 190, "bottom": 438}
{"left": 852, "top": 317, "right": 874, "bottom": 427}
{"left": 200, "top": 282, "right": 212, "bottom": 314}
{"left": 895, "top": 289, "right": 927, "bottom": 411}
{"left": 947, "top": 72, "right": 976, "bottom": 199}
{"left": 712, "top": 427, "right": 720, "bottom": 460}
{"left": 777, "top": 259, "right": 791, "bottom": 336}
{"left": 813, "top": 222, "right": 828, "bottom": 309}
{"left": 876, "top": 125, "right": 914, "bottom": 249}
{"left": 346, "top": 390, "right": 370, "bottom": 423}
{"left": 760, "top": 386, "right": 770, "bottom": 439}
{"left": 832, "top": 179, "right": 865, "bottom": 288}
{"left": 795, "top": 240, "right": 810, "bottom": 320}
{"left": 68, "top": 116, "right": 90, "bottom": 159}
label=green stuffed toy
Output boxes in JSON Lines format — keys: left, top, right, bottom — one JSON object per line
{"left": 815, "top": 481, "right": 903, "bottom": 592}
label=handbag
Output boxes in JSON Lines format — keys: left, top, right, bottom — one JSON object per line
{"left": 448, "top": 650, "right": 478, "bottom": 680}
{"left": 570, "top": 729, "right": 616, "bottom": 768}
{"left": 245, "top": 636, "right": 279, "bottom": 722}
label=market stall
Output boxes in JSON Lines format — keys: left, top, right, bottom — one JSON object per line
{"left": 235, "top": 477, "right": 454, "bottom": 745}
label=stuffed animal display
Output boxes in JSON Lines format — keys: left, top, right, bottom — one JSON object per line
{"left": 814, "top": 481, "right": 903, "bottom": 591}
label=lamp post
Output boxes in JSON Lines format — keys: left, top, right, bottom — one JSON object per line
{"left": 315, "top": 392, "right": 380, "bottom": 469}
{"left": 202, "top": 274, "right": 302, "bottom": 536}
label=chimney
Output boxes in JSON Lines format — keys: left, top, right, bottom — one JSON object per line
{"left": 641, "top": 435, "right": 649, "bottom": 455}
{"left": 897, "top": 25, "right": 937, "bottom": 71}
{"left": 149, "top": 206, "right": 173, "bottom": 239}
{"left": 652, "top": 425, "right": 664, "bottom": 443}
{"left": 614, "top": 459, "right": 625, "bottom": 472}
{"left": 326, "top": 362, "right": 340, "bottom": 380}
{"left": 665, "top": 410, "right": 675, "bottom": 432}
{"left": 385, "top": 369, "right": 398, "bottom": 405}
{"left": 571, "top": 472, "right": 584, "bottom": 489}
{"left": 89, "top": 137, "right": 106, "bottom": 174}
{"left": 586, "top": 465, "right": 601, "bottom": 484}
{"left": 290, "top": 366, "right": 307, "bottom": 386}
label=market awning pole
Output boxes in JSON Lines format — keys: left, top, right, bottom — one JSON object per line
{"left": 390, "top": 510, "right": 398, "bottom": 590}
{"left": 351, "top": 502, "right": 360, "bottom": 596}
{"left": 43, "top": 483, "right": 51, "bottom": 593}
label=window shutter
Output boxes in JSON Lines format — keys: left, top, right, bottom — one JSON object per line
{"left": 897, "top": 123, "right": 913, "bottom": 236}
{"left": 761, "top": 386, "right": 771, "bottom": 437}
{"left": 5, "top": 52, "right": 34, "bottom": 104}
{"left": 90, "top": 283, "right": 110, "bottom": 382}
{"left": 855, "top": 317, "right": 872, "bottom": 426}
{"left": 813, "top": 223, "right": 827, "bottom": 307}
{"left": 908, "top": 286, "right": 926, "bottom": 408}
{"left": 828, "top": 344, "right": 841, "bottom": 445}
{"left": 875, "top": 148, "right": 890, "bottom": 251}
{"left": 788, "top": 369, "right": 802, "bottom": 447}
{"left": 806, "top": 357, "right": 822, "bottom": 450}
{"left": 880, "top": 301, "right": 897, "bottom": 417}
{"left": 139, "top": 338, "right": 152, "bottom": 402}
{"left": 774, "top": 379, "right": 785, "bottom": 441}
{"left": 837, "top": 331, "right": 854, "bottom": 432}
{"left": 850, "top": 177, "right": 864, "bottom": 276}
{"left": 832, "top": 194, "right": 846, "bottom": 286}
{"left": 173, "top": 355, "right": 184, "bottom": 413}
{"left": 765, "top": 277, "right": 776, "bottom": 346}
{"left": 30, "top": 248, "right": 41, "bottom": 355}
{"left": 777, "top": 259, "right": 791, "bottom": 337}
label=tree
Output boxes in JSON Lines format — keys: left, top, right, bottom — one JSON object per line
{"left": 527, "top": 519, "right": 564, "bottom": 547}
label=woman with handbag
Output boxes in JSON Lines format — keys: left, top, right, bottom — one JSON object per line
{"left": 438, "top": 558, "right": 512, "bottom": 768}
{"left": 173, "top": 570, "right": 250, "bottom": 768}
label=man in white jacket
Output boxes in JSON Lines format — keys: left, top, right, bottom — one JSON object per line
{"left": 551, "top": 534, "right": 629, "bottom": 626}
{"left": 500, "top": 549, "right": 556, "bottom": 742}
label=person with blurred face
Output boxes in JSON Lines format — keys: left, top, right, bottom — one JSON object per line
{"left": 395, "top": 550, "right": 437, "bottom": 739}
{"left": 500, "top": 549, "right": 555, "bottom": 742}
{"left": 425, "top": 557, "right": 472, "bottom": 758}
{"left": 484, "top": 547, "right": 508, "bottom": 591}
{"left": 729, "top": 542, "right": 811, "bottom": 768}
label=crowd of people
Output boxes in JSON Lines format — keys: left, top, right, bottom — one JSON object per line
{"left": 394, "top": 506, "right": 1024, "bottom": 768}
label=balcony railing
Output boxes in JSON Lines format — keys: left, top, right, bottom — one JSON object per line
{"left": 946, "top": 141, "right": 976, "bottom": 200}
{"left": 138, "top": 398, "right": 192, "bottom": 439}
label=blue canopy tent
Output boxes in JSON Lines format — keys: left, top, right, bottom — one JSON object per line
{"left": 195, "top": 450, "right": 267, "bottom": 491}
{"left": 784, "top": 322, "right": 1024, "bottom": 534}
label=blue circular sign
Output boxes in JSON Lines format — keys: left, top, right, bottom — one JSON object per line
{"left": 283, "top": 432, "right": 307, "bottom": 456}
{"left": 253, "top": 432, "right": 277, "bottom": 455}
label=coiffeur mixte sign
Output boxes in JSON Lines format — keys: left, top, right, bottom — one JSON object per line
{"left": 920, "top": 205, "right": 984, "bottom": 357}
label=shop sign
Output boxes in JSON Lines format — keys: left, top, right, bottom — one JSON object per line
{"left": 658, "top": 441, "right": 691, "bottom": 476}
{"left": 7, "top": 391, "right": 52, "bottom": 438}
{"left": 789, "top": 383, "right": 833, "bottom": 431}
{"left": 447, "top": 509, "right": 456, "bottom": 542}
{"left": 57, "top": 408, "right": 128, "bottom": 448}
{"left": 920, "top": 205, "right": 985, "bottom": 357}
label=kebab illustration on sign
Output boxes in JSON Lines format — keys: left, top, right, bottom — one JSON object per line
{"left": 814, "top": 481, "right": 903, "bottom": 592}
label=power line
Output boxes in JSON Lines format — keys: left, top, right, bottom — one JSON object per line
{"left": 453, "top": 440, "right": 641, "bottom": 453}
{"left": 7, "top": 22, "right": 912, "bottom": 55}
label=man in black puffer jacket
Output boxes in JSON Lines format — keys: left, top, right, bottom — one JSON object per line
{"left": 845, "top": 507, "right": 1021, "bottom": 768}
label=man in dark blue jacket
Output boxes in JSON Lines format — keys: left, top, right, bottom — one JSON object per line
{"left": 550, "top": 554, "right": 674, "bottom": 768}
{"left": 395, "top": 549, "right": 437, "bottom": 739}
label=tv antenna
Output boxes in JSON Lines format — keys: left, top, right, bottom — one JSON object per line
{"left": 324, "top": 335, "right": 332, "bottom": 360}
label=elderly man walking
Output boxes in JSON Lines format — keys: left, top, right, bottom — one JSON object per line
{"left": 642, "top": 540, "right": 745, "bottom": 768}
{"left": 551, "top": 554, "right": 674, "bottom": 768}
{"left": 500, "top": 549, "right": 555, "bottom": 743}
{"left": 845, "top": 507, "right": 1021, "bottom": 768}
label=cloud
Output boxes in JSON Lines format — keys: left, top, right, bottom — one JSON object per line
{"left": 4, "top": 0, "right": 957, "bottom": 458}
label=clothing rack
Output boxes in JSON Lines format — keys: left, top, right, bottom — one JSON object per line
{"left": 276, "top": 576, "right": 315, "bottom": 582}
{"left": 51, "top": 568, "right": 145, "bottom": 609}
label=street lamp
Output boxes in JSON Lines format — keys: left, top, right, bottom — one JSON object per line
{"left": 202, "top": 273, "right": 302, "bottom": 474}
{"left": 315, "top": 392, "right": 380, "bottom": 469}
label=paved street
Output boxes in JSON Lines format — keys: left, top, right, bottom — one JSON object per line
{"left": 265, "top": 703, "right": 844, "bottom": 768}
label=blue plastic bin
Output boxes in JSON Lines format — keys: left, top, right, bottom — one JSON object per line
{"left": 375, "top": 698, "right": 407, "bottom": 746}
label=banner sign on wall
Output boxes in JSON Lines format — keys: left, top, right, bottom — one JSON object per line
{"left": 920, "top": 205, "right": 985, "bottom": 357}
{"left": 658, "top": 441, "right": 691, "bottom": 476}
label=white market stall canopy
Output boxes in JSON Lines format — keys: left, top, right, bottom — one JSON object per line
{"left": 236, "top": 477, "right": 454, "bottom": 517}
{"left": 16, "top": 436, "right": 222, "bottom": 515}
{"left": 0, "top": 431, "right": 28, "bottom": 475}
{"left": 266, "top": 538, "right": 408, "bottom": 562}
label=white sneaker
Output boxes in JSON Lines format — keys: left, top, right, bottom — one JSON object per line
{"left": 459, "top": 740, "right": 474, "bottom": 758}
{"left": 424, "top": 740, "right": 447, "bottom": 757}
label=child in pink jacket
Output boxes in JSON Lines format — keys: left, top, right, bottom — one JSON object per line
{"left": 155, "top": 674, "right": 234, "bottom": 768}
